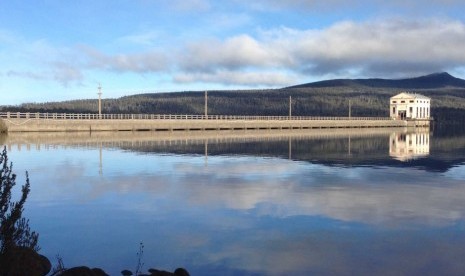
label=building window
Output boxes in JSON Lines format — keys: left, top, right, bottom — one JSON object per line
{"left": 392, "top": 101, "right": 397, "bottom": 103}
{"left": 401, "top": 100, "right": 405, "bottom": 103}
{"left": 410, "top": 100, "right": 414, "bottom": 103}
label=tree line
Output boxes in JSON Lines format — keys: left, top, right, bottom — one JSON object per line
{"left": 2, "top": 87, "right": 465, "bottom": 123}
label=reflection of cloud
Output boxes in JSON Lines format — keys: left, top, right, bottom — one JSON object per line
{"left": 181, "top": 171, "right": 465, "bottom": 227}
{"left": 23, "top": 150, "right": 465, "bottom": 228}
{"left": 196, "top": 230, "right": 465, "bottom": 275}
{"left": 444, "top": 165, "right": 465, "bottom": 181}
{"left": 11, "top": 146, "right": 465, "bottom": 275}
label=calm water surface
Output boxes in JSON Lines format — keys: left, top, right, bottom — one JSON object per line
{"left": 2, "top": 127, "right": 465, "bottom": 275}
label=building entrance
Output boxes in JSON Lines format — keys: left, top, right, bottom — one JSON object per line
{"left": 398, "top": 110, "right": 406, "bottom": 120}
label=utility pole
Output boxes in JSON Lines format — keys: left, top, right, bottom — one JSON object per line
{"left": 204, "top": 91, "right": 208, "bottom": 118}
{"left": 349, "top": 99, "right": 351, "bottom": 119}
{"left": 289, "top": 95, "right": 292, "bottom": 118}
{"left": 97, "top": 83, "right": 102, "bottom": 118}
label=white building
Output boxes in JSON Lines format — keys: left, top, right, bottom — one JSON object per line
{"left": 390, "top": 92, "right": 431, "bottom": 120}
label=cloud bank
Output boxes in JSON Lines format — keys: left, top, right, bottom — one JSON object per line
{"left": 173, "top": 18, "right": 465, "bottom": 82}
{"left": 4, "top": 17, "right": 465, "bottom": 88}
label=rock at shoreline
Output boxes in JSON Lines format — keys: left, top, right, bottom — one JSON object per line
{"left": 58, "top": 266, "right": 189, "bottom": 276}
{"left": 60, "top": 266, "right": 109, "bottom": 276}
{"left": 146, "top": 267, "right": 190, "bottom": 276}
{"left": 0, "top": 246, "right": 51, "bottom": 276}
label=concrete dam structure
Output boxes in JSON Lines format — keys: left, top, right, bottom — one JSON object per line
{"left": 0, "top": 112, "right": 430, "bottom": 132}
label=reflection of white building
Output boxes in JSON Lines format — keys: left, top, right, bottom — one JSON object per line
{"left": 389, "top": 131, "right": 430, "bottom": 161}
{"left": 390, "top": 92, "right": 431, "bottom": 120}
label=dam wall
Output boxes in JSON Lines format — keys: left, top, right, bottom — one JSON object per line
{"left": 0, "top": 112, "right": 430, "bottom": 132}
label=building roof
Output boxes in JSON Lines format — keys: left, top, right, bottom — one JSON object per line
{"left": 390, "top": 92, "right": 430, "bottom": 100}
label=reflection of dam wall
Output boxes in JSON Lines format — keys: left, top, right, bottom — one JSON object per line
{"left": 1, "top": 128, "right": 416, "bottom": 149}
{"left": 4, "top": 126, "right": 465, "bottom": 173}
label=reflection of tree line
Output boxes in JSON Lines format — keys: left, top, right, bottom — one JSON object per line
{"left": 118, "top": 137, "right": 388, "bottom": 160}
{"left": 116, "top": 137, "right": 393, "bottom": 170}
{"left": 430, "top": 137, "right": 465, "bottom": 159}
{"left": 2, "top": 127, "right": 465, "bottom": 172}
{"left": 116, "top": 134, "right": 465, "bottom": 172}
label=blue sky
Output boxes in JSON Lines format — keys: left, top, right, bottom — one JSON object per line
{"left": 2, "top": 0, "right": 465, "bottom": 105}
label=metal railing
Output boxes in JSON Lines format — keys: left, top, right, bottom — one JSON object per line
{"left": 0, "top": 112, "right": 392, "bottom": 121}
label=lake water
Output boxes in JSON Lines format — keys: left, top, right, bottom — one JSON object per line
{"left": 2, "top": 126, "right": 465, "bottom": 275}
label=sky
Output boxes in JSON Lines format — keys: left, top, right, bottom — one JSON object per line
{"left": 2, "top": 0, "right": 465, "bottom": 105}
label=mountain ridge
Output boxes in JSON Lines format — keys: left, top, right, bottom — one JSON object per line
{"left": 287, "top": 72, "right": 465, "bottom": 89}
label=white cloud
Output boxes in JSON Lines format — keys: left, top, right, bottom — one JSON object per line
{"left": 80, "top": 46, "right": 168, "bottom": 73}
{"left": 0, "top": 29, "right": 19, "bottom": 45}
{"left": 4, "top": 16, "right": 465, "bottom": 89}
{"left": 166, "top": 18, "right": 465, "bottom": 84}
{"left": 289, "top": 18, "right": 465, "bottom": 76}
{"left": 239, "top": 0, "right": 465, "bottom": 12}
{"left": 117, "top": 31, "right": 161, "bottom": 47}
{"left": 174, "top": 70, "right": 298, "bottom": 86}
{"left": 179, "top": 35, "right": 284, "bottom": 72}
{"left": 6, "top": 70, "right": 45, "bottom": 80}
{"left": 51, "top": 62, "right": 84, "bottom": 86}
{"left": 241, "top": 0, "right": 357, "bottom": 11}
{"left": 171, "top": 0, "right": 211, "bottom": 12}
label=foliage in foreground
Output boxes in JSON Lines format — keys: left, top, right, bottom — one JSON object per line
{"left": 0, "top": 147, "right": 40, "bottom": 274}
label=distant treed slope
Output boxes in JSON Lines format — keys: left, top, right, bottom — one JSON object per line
{"left": 3, "top": 89, "right": 391, "bottom": 117}
{"left": 2, "top": 73, "right": 465, "bottom": 122}
{"left": 288, "top": 72, "right": 465, "bottom": 89}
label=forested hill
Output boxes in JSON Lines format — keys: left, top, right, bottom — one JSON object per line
{"left": 3, "top": 72, "right": 465, "bottom": 123}
{"left": 288, "top": 72, "right": 465, "bottom": 89}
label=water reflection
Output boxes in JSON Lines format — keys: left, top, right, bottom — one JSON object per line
{"left": 390, "top": 129, "right": 430, "bottom": 161}
{"left": 1, "top": 127, "right": 465, "bottom": 275}
{"left": 4, "top": 127, "right": 459, "bottom": 172}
